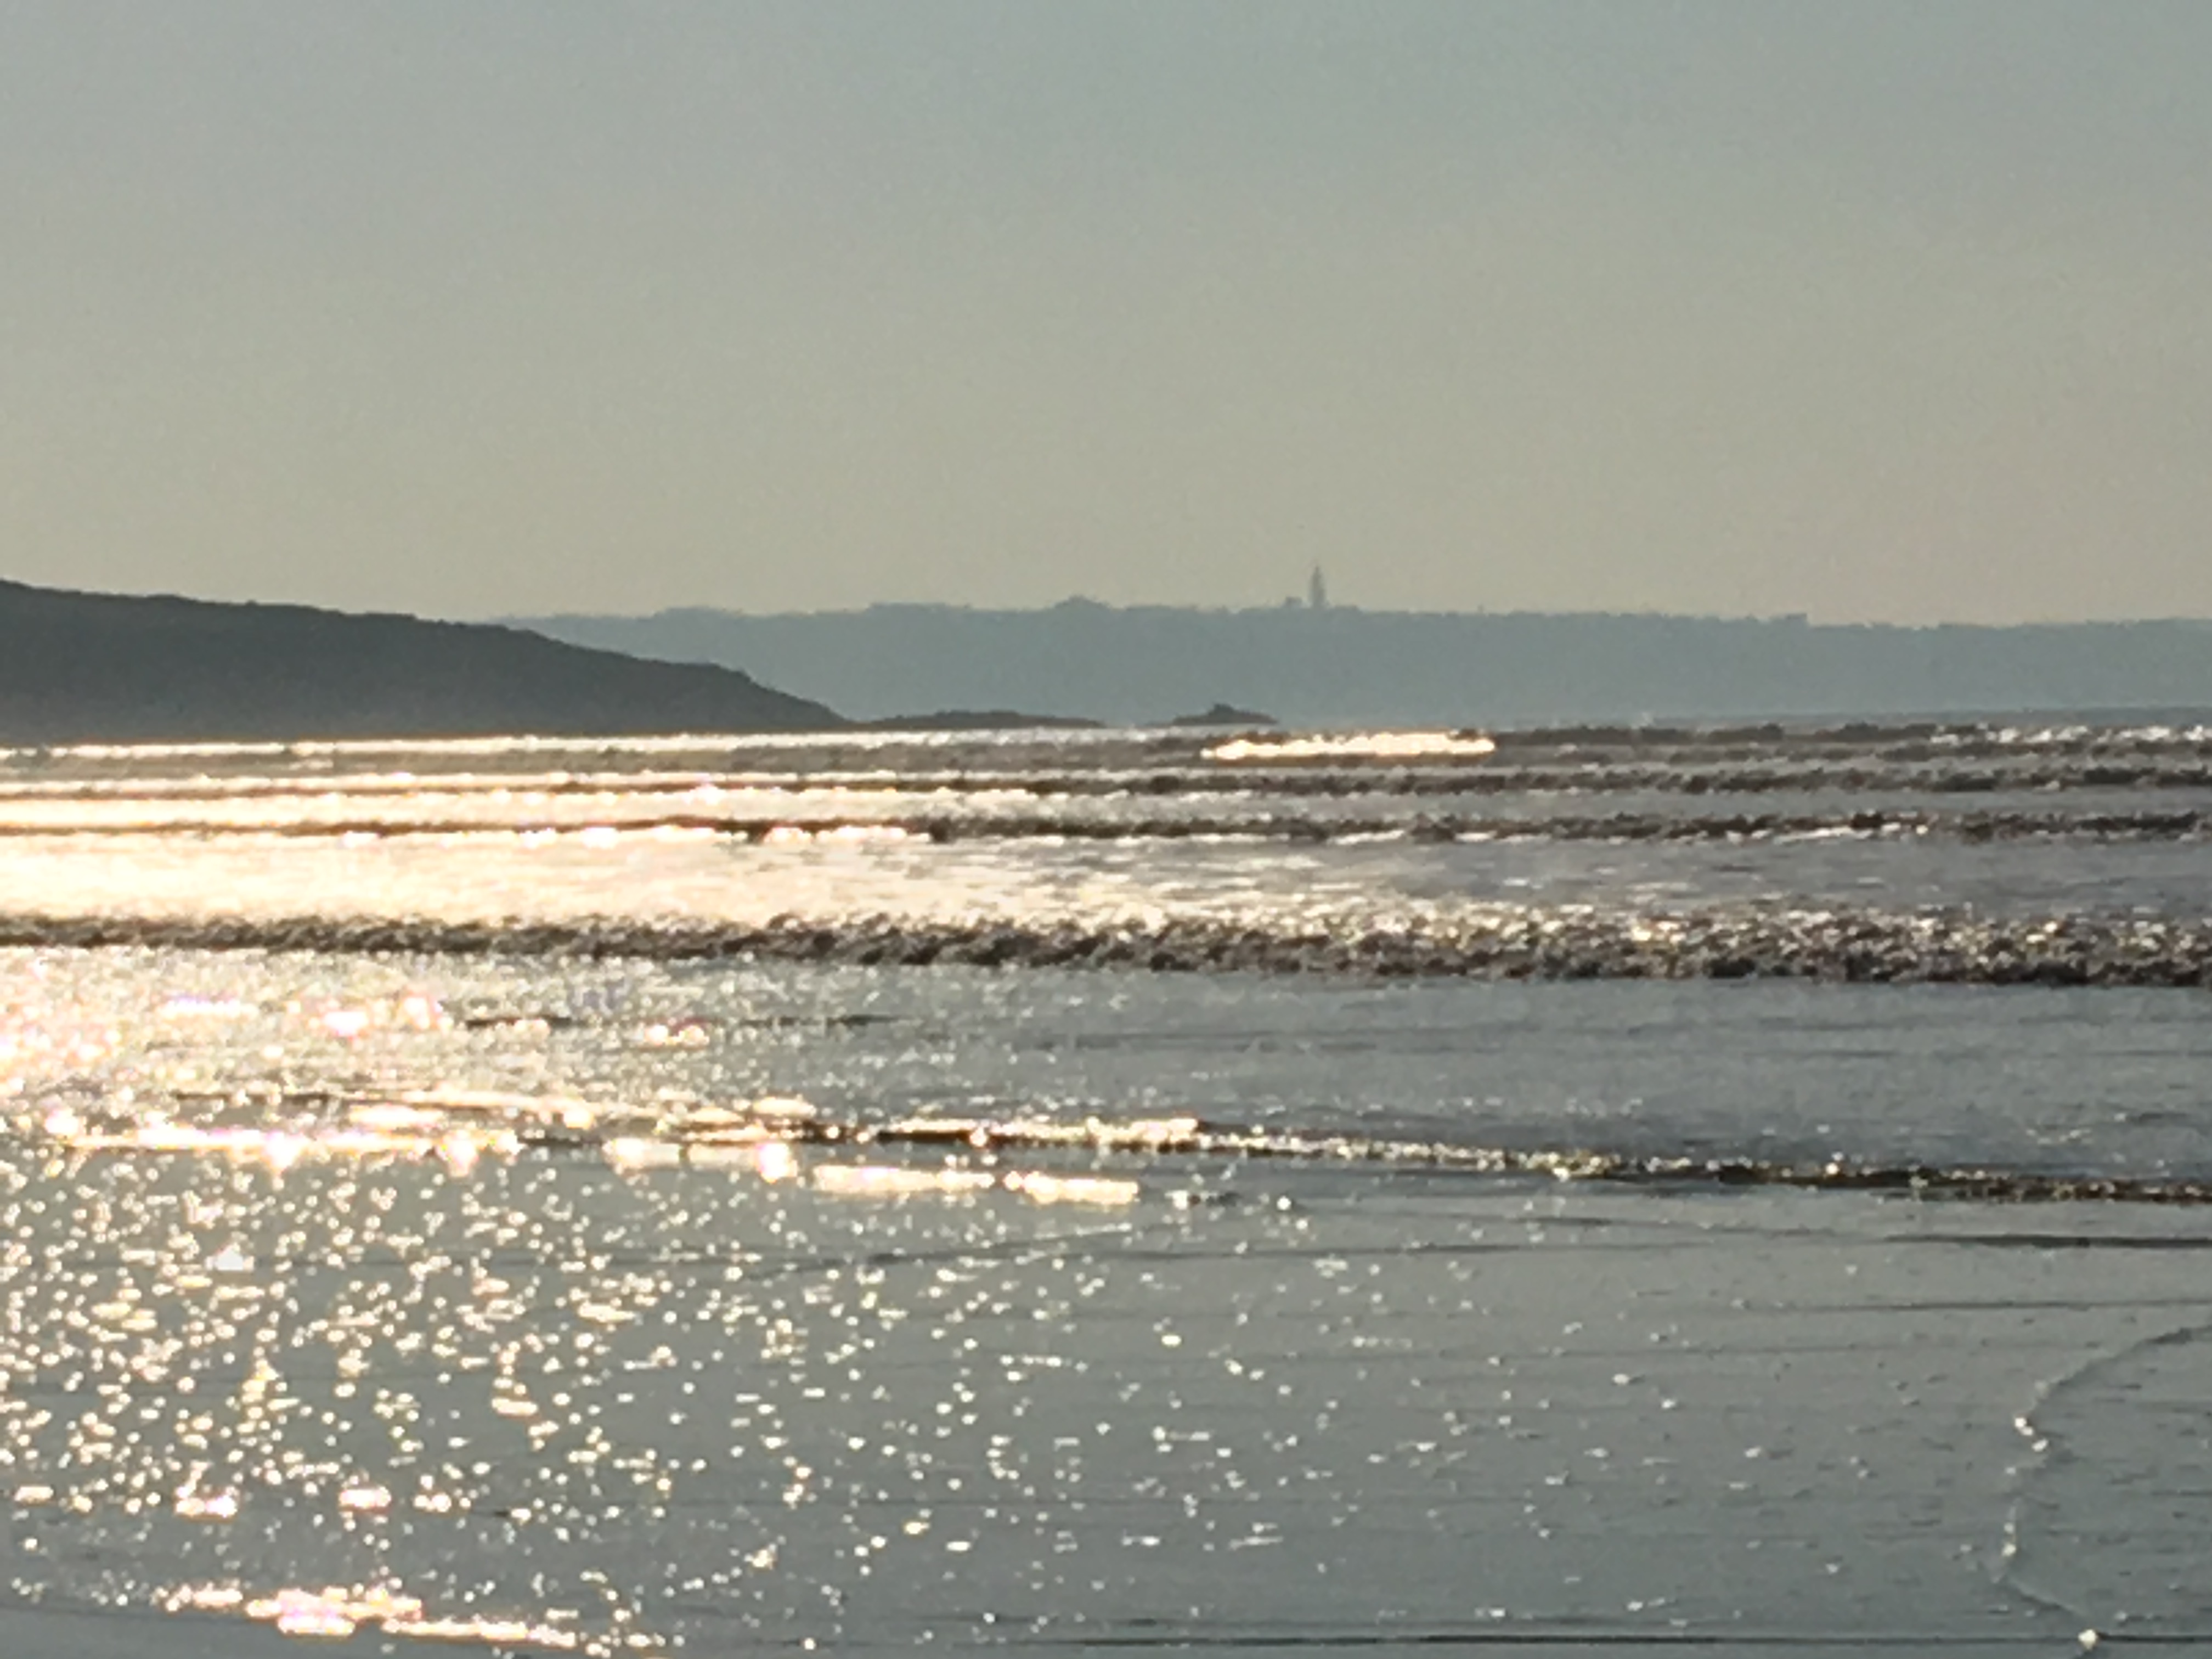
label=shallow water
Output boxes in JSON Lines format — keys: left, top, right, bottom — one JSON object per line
{"left": 0, "top": 719, "right": 2208, "bottom": 1654}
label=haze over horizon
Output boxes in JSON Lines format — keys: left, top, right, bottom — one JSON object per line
{"left": 7, "top": 3, "right": 2209, "bottom": 628}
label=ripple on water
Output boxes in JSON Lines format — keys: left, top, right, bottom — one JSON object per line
{"left": 2005, "top": 1323, "right": 2212, "bottom": 1634}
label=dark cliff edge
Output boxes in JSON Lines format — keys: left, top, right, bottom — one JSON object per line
{"left": 0, "top": 580, "right": 844, "bottom": 744}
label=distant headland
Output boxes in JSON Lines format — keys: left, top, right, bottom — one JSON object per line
{"left": 0, "top": 580, "right": 841, "bottom": 744}
{"left": 514, "top": 599, "right": 2212, "bottom": 728}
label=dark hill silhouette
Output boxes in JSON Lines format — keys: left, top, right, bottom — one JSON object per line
{"left": 0, "top": 580, "right": 842, "bottom": 744}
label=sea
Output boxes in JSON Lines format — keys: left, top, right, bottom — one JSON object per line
{"left": 1, "top": 717, "right": 2209, "bottom": 1657}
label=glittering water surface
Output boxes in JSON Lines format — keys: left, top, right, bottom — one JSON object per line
{"left": 1, "top": 721, "right": 2209, "bottom": 1654}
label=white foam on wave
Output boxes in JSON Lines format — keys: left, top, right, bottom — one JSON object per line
{"left": 1205, "top": 732, "right": 1497, "bottom": 764}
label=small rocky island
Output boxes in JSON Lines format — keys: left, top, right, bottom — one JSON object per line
{"left": 1166, "top": 703, "right": 1279, "bottom": 729}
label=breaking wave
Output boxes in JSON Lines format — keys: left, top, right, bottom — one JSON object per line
{"left": 0, "top": 806, "right": 2206, "bottom": 844}
{"left": 5, "top": 905, "right": 2209, "bottom": 985}
{"left": 1204, "top": 732, "right": 1498, "bottom": 763}
{"left": 7, "top": 761, "right": 2212, "bottom": 803}
{"left": 32, "top": 1090, "right": 2212, "bottom": 1206}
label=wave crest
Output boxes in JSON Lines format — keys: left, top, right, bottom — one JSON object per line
{"left": 3, "top": 906, "right": 2207, "bottom": 986}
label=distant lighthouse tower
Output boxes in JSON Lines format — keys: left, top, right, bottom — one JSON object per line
{"left": 1307, "top": 565, "right": 1329, "bottom": 611}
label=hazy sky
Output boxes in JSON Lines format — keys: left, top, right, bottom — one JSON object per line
{"left": 4, "top": 2, "right": 2209, "bottom": 623}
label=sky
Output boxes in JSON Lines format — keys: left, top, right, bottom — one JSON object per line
{"left": 4, "top": 2, "right": 2210, "bottom": 625}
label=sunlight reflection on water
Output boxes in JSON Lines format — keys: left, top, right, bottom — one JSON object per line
{"left": 0, "top": 724, "right": 2208, "bottom": 1651}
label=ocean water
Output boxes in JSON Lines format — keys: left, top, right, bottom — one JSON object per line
{"left": 1, "top": 719, "right": 2209, "bottom": 1656}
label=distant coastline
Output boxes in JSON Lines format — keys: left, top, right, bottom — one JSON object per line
{"left": 512, "top": 600, "right": 2212, "bottom": 729}
{"left": 9, "top": 578, "right": 2209, "bottom": 746}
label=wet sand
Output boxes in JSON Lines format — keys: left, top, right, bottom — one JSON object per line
{"left": 5, "top": 1152, "right": 2207, "bottom": 1656}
